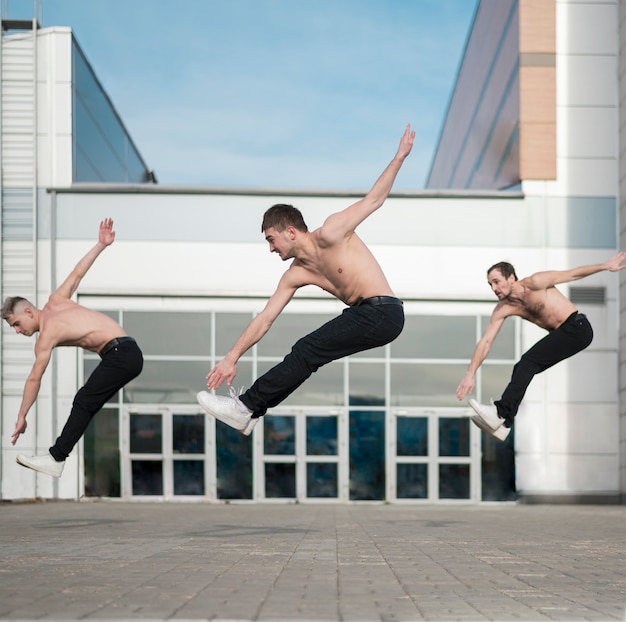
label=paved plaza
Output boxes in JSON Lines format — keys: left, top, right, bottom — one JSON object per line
{"left": 0, "top": 500, "right": 624, "bottom": 621}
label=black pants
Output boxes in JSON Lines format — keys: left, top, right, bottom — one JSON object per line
{"left": 494, "top": 312, "right": 593, "bottom": 427}
{"left": 49, "top": 338, "right": 143, "bottom": 461}
{"left": 240, "top": 297, "right": 405, "bottom": 417}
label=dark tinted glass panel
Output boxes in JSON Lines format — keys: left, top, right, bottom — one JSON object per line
{"left": 130, "top": 414, "right": 162, "bottom": 453}
{"left": 123, "top": 312, "right": 211, "bottom": 356}
{"left": 264, "top": 415, "right": 295, "bottom": 455}
{"left": 216, "top": 424, "right": 252, "bottom": 499}
{"left": 84, "top": 407, "right": 120, "bottom": 497}
{"left": 439, "top": 418, "right": 470, "bottom": 457}
{"left": 265, "top": 463, "right": 296, "bottom": 498}
{"left": 397, "top": 464, "right": 428, "bottom": 499}
{"left": 173, "top": 414, "right": 205, "bottom": 454}
{"left": 481, "top": 428, "right": 516, "bottom": 501}
{"left": 131, "top": 460, "right": 163, "bottom": 495}
{"left": 307, "top": 463, "right": 337, "bottom": 498}
{"left": 397, "top": 417, "right": 428, "bottom": 456}
{"left": 173, "top": 460, "right": 204, "bottom": 495}
{"left": 306, "top": 416, "right": 337, "bottom": 456}
{"left": 349, "top": 411, "right": 385, "bottom": 500}
{"left": 439, "top": 464, "right": 470, "bottom": 499}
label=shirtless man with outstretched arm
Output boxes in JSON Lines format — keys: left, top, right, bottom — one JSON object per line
{"left": 197, "top": 125, "right": 415, "bottom": 434}
{"left": 456, "top": 252, "right": 626, "bottom": 440}
{"left": 2, "top": 218, "right": 143, "bottom": 477}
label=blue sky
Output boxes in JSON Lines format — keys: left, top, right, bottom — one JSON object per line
{"left": 8, "top": 0, "right": 477, "bottom": 190}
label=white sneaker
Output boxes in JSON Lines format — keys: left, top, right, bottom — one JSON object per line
{"left": 197, "top": 388, "right": 258, "bottom": 436}
{"left": 468, "top": 398, "right": 504, "bottom": 431}
{"left": 470, "top": 414, "right": 511, "bottom": 441}
{"left": 16, "top": 452, "right": 65, "bottom": 477}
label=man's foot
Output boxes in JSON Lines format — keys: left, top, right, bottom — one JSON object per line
{"left": 470, "top": 414, "right": 511, "bottom": 441}
{"left": 16, "top": 453, "right": 65, "bottom": 477}
{"left": 197, "top": 390, "right": 258, "bottom": 436}
{"left": 468, "top": 398, "right": 505, "bottom": 431}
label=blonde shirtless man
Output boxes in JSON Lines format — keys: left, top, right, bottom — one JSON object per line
{"left": 456, "top": 253, "right": 626, "bottom": 441}
{"left": 2, "top": 218, "right": 143, "bottom": 477}
{"left": 197, "top": 125, "right": 415, "bottom": 434}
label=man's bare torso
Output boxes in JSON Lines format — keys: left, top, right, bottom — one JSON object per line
{"left": 290, "top": 230, "right": 395, "bottom": 306}
{"left": 41, "top": 296, "right": 127, "bottom": 352}
{"left": 501, "top": 280, "right": 577, "bottom": 331}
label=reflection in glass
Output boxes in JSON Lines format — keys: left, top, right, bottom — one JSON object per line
{"left": 132, "top": 460, "right": 163, "bottom": 495}
{"left": 124, "top": 360, "right": 253, "bottom": 404}
{"left": 264, "top": 416, "right": 295, "bottom": 455}
{"left": 84, "top": 407, "right": 120, "bottom": 497}
{"left": 439, "top": 418, "right": 470, "bottom": 457}
{"left": 390, "top": 363, "right": 467, "bottom": 407}
{"left": 397, "top": 464, "right": 427, "bottom": 499}
{"left": 306, "top": 416, "right": 337, "bottom": 456}
{"left": 216, "top": 312, "right": 253, "bottom": 356}
{"left": 391, "top": 315, "right": 476, "bottom": 359}
{"left": 173, "top": 460, "right": 204, "bottom": 495}
{"left": 258, "top": 314, "right": 333, "bottom": 356}
{"left": 123, "top": 312, "right": 211, "bottom": 356}
{"left": 173, "top": 414, "right": 205, "bottom": 454}
{"left": 265, "top": 463, "right": 296, "bottom": 498}
{"left": 481, "top": 427, "right": 516, "bottom": 501}
{"left": 397, "top": 417, "right": 428, "bottom": 456}
{"left": 439, "top": 464, "right": 470, "bottom": 499}
{"left": 307, "top": 463, "right": 337, "bottom": 498}
{"left": 348, "top": 362, "right": 385, "bottom": 405}
{"left": 130, "top": 414, "right": 162, "bottom": 454}
{"left": 216, "top": 424, "right": 252, "bottom": 499}
{"left": 349, "top": 411, "right": 385, "bottom": 500}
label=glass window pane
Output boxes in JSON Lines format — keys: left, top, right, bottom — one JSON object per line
{"left": 307, "top": 463, "right": 337, "bottom": 498}
{"left": 215, "top": 313, "right": 253, "bottom": 357}
{"left": 439, "top": 417, "right": 470, "bottom": 457}
{"left": 306, "top": 416, "right": 337, "bottom": 456}
{"left": 397, "top": 417, "right": 428, "bottom": 456}
{"left": 173, "top": 460, "right": 204, "bottom": 495}
{"left": 124, "top": 360, "right": 252, "bottom": 404}
{"left": 173, "top": 414, "right": 205, "bottom": 454}
{"left": 391, "top": 315, "right": 477, "bottom": 359}
{"left": 84, "top": 407, "right": 120, "bottom": 497}
{"left": 130, "top": 414, "right": 162, "bottom": 454}
{"left": 349, "top": 411, "right": 385, "bottom": 500}
{"left": 265, "top": 463, "right": 296, "bottom": 498}
{"left": 123, "top": 312, "right": 211, "bottom": 356}
{"left": 481, "top": 429, "right": 516, "bottom": 501}
{"left": 264, "top": 415, "right": 295, "bottom": 455}
{"left": 131, "top": 460, "right": 163, "bottom": 495}
{"left": 481, "top": 315, "right": 516, "bottom": 358}
{"left": 390, "top": 363, "right": 467, "bottom": 407}
{"left": 216, "top": 425, "right": 252, "bottom": 499}
{"left": 481, "top": 364, "right": 512, "bottom": 404}
{"left": 348, "top": 362, "right": 384, "bottom": 406}
{"left": 397, "top": 464, "right": 428, "bottom": 499}
{"left": 439, "top": 464, "right": 470, "bottom": 499}
{"left": 258, "top": 314, "right": 334, "bottom": 356}
{"left": 257, "top": 361, "right": 343, "bottom": 406}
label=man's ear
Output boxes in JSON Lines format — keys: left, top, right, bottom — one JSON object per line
{"left": 23, "top": 306, "right": 34, "bottom": 318}
{"left": 287, "top": 225, "right": 297, "bottom": 240}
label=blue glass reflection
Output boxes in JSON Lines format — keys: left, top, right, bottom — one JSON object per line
{"left": 439, "top": 418, "right": 470, "bottom": 457}
{"left": 265, "top": 463, "right": 296, "bottom": 498}
{"left": 397, "top": 463, "right": 428, "bottom": 499}
{"left": 264, "top": 415, "right": 295, "bottom": 455}
{"left": 397, "top": 417, "right": 428, "bottom": 456}
{"left": 349, "top": 411, "right": 385, "bottom": 500}
{"left": 216, "top": 424, "right": 252, "bottom": 499}
{"left": 439, "top": 464, "right": 470, "bottom": 499}
{"left": 173, "top": 460, "right": 204, "bottom": 495}
{"left": 306, "top": 416, "right": 337, "bottom": 456}
{"left": 307, "top": 463, "right": 337, "bottom": 498}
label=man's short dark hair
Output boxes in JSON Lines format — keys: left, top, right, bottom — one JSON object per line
{"left": 1, "top": 296, "right": 32, "bottom": 320}
{"left": 262, "top": 204, "right": 308, "bottom": 233}
{"left": 487, "top": 262, "right": 518, "bottom": 281}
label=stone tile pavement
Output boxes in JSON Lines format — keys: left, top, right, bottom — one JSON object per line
{"left": 0, "top": 500, "right": 624, "bottom": 621}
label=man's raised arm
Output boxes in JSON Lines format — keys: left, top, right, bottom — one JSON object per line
{"left": 55, "top": 218, "right": 116, "bottom": 299}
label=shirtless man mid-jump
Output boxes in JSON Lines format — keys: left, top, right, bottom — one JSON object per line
{"left": 2, "top": 218, "right": 143, "bottom": 477}
{"left": 456, "top": 253, "right": 626, "bottom": 440}
{"left": 197, "top": 125, "right": 415, "bottom": 434}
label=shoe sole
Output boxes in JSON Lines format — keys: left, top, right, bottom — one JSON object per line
{"left": 468, "top": 399, "right": 504, "bottom": 431}
{"left": 16, "top": 455, "right": 63, "bottom": 477}
{"left": 470, "top": 415, "right": 511, "bottom": 441}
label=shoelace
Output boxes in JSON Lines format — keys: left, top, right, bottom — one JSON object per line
{"left": 228, "top": 386, "right": 245, "bottom": 400}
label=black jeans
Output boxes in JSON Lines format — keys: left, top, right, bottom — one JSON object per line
{"left": 494, "top": 312, "right": 593, "bottom": 427}
{"left": 49, "top": 338, "right": 143, "bottom": 461}
{"left": 240, "top": 297, "right": 405, "bottom": 417}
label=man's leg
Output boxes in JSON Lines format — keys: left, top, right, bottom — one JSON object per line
{"left": 240, "top": 303, "right": 404, "bottom": 416}
{"left": 49, "top": 342, "right": 143, "bottom": 461}
{"left": 495, "top": 314, "right": 593, "bottom": 426}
